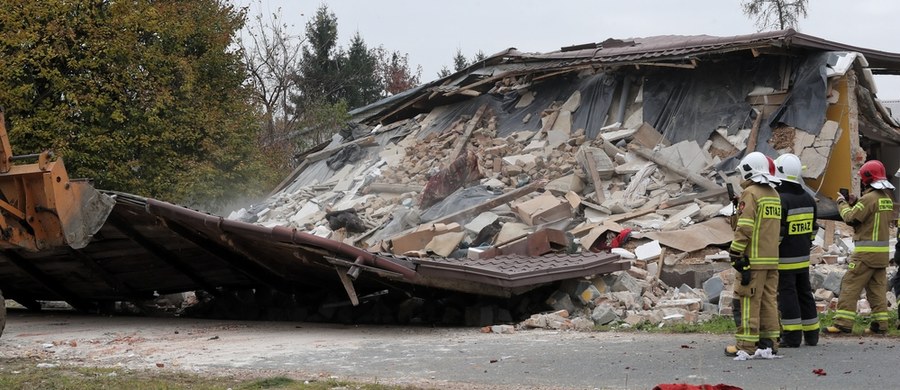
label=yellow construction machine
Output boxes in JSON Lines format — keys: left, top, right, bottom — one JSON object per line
{"left": 0, "top": 110, "right": 114, "bottom": 337}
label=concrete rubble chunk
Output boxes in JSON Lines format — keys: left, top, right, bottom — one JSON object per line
{"left": 546, "top": 290, "right": 576, "bottom": 313}
{"left": 611, "top": 247, "right": 636, "bottom": 259}
{"left": 560, "top": 90, "right": 581, "bottom": 112}
{"left": 464, "top": 212, "right": 500, "bottom": 234}
{"left": 551, "top": 110, "right": 572, "bottom": 133}
{"left": 515, "top": 90, "right": 535, "bottom": 108}
{"left": 822, "top": 267, "right": 847, "bottom": 296}
{"left": 661, "top": 203, "right": 701, "bottom": 230}
{"left": 574, "top": 281, "right": 602, "bottom": 305}
{"left": 591, "top": 303, "right": 619, "bottom": 325}
{"left": 702, "top": 274, "right": 724, "bottom": 303}
{"left": 635, "top": 240, "right": 662, "bottom": 261}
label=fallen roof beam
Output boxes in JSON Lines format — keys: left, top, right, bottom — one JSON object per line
{"left": 446, "top": 104, "right": 489, "bottom": 167}
{"left": 0, "top": 250, "right": 92, "bottom": 311}
{"left": 69, "top": 248, "right": 146, "bottom": 299}
{"left": 163, "top": 219, "right": 294, "bottom": 293}
{"left": 107, "top": 214, "right": 223, "bottom": 297}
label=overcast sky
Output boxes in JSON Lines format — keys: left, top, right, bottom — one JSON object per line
{"left": 235, "top": 0, "right": 900, "bottom": 99}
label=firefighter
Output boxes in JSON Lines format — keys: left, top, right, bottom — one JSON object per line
{"left": 725, "top": 151, "right": 782, "bottom": 356}
{"left": 773, "top": 153, "right": 819, "bottom": 347}
{"left": 825, "top": 160, "right": 895, "bottom": 334}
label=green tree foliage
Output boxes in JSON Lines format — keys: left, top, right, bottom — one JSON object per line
{"left": 0, "top": 0, "right": 277, "bottom": 212}
{"left": 472, "top": 50, "right": 487, "bottom": 63}
{"left": 741, "top": 0, "right": 808, "bottom": 31}
{"left": 343, "top": 32, "right": 382, "bottom": 108}
{"left": 295, "top": 5, "right": 342, "bottom": 106}
{"left": 437, "top": 65, "right": 452, "bottom": 78}
{"left": 453, "top": 48, "right": 469, "bottom": 71}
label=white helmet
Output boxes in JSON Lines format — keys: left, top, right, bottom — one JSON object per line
{"left": 738, "top": 151, "right": 779, "bottom": 184}
{"left": 774, "top": 153, "right": 803, "bottom": 184}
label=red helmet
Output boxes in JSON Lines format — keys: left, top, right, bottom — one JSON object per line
{"left": 859, "top": 160, "right": 887, "bottom": 186}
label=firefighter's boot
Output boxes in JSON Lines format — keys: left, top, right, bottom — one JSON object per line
{"left": 803, "top": 330, "right": 819, "bottom": 346}
{"left": 779, "top": 331, "right": 802, "bottom": 348}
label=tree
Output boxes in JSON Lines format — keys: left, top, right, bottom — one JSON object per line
{"left": 0, "top": 0, "right": 277, "bottom": 212}
{"left": 472, "top": 50, "right": 487, "bottom": 63}
{"left": 453, "top": 48, "right": 469, "bottom": 71}
{"left": 378, "top": 50, "right": 422, "bottom": 95}
{"left": 741, "top": 0, "right": 808, "bottom": 31}
{"left": 437, "top": 65, "right": 452, "bottom": 78}
{"left": 239, "top": 4, "right": 303, "bottom": 175}
{"left": 343, "top": 32, "right": 383, "bottom": 108}
{"left": 295, "top": 5, "right": 342, "bottom": 105}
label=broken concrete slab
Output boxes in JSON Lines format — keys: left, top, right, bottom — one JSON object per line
{"left": 635, "top": 240, "right": 662, "bottom": 261}
{"left": 551, "top": 110, "right": 572, "bottom": 133}
{"left": 515, "top": 90, "right": 536, "bottom": 108}
{"left": 660, "top": 203, "right": 701, "bottom": 231}
{"left": 560, "top": 90, "right": 582, "bottom": 113}
{"left": 464, "top": 212, "right": 500, "bottom": 234}
{"left": 600, "top": 128, "right": 637, "bottom": 143}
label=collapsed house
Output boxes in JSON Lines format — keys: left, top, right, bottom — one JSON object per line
{"left": 2, "top": 29, "right": 899, "bottom": 329}
{"left": 232, "top": 29, "right": 900, "bottom": 327}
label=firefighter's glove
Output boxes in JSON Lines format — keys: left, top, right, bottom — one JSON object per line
{"left": 729, "top": 251, "right": 749, "bottom": 273}
{"left": 740, "top": 269, "right": 752, "bottom": 286}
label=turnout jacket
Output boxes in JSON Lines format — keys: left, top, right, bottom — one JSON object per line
{"left": 776, "top": 182, "right": 817, "bottom": 271}
{"left": 730, "top": 180, "right": 782, "bottom": 270}
{"left": 839, "top": 187, "right": 894, "bottom": 268}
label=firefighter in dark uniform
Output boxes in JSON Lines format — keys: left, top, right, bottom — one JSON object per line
{"left": 725, "top": 151, "right": 782, "bottom": 356}
{"left": 826, "top": 160, "right": 895, "bottom": 334}
{"left": 773, "top": 153, "right": 819, "bottom": 347}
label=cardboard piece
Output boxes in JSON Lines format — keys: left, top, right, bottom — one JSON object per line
{"left": 390, "top": 223, "right": 463, "bottom": 255}
{"left": 644, "top": 217, "right": 733, "bottom": 253}
{"left": 511, "top": 193, "right": 573, "bottom": 226}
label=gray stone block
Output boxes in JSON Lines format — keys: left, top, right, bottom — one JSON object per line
{"left": 823, "top": 268, "right": 846, "bottom": 296}
{"left": 702, "top": 274, "right": 724, "bottom": 303}
{"left": 591, "top": 304, "right": 619, "bottom": 325}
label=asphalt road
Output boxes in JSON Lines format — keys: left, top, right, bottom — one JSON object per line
{"left": 0, "top": 309, "right": 897, "bottom": 390}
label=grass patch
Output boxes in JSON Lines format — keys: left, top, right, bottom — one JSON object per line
{"left": 0, "top": 358, "right": 425, "bottom": 390}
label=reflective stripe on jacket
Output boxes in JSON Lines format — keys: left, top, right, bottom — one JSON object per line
{"left": 730, "top": 181, "right": 781, "bottom": 270}
{"left": 776, "top": 182, "right": 817, "bottom": 271}
{"left": 839, "top": 188, "right": 894, "bottom": 267}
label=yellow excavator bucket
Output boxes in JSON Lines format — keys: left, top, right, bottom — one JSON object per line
{"left": 0, "top": 111, "right": 114, "bottom": 251}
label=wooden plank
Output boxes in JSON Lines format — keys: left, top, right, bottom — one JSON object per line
{"left": 364, "top": 183, "right": 424, "bottom": 194}
{"left": 431, "top": 179, "right": 548, "bottom": 226}
{"left": 446, "top": 104, "right": 488, "bottom": 167}
{"left": 658, "top": 188, "right": 728, "bottom": 210}
{"left": 656, "top": 247, "right": 667, "bottom": 281}
{"left": 745, "top": 109, "right": 764, "bottom": 153}
{"left": 631, "top": 122, "right": 670, "bottom": 149}
{"left": 606, "top": 207, "right": 657, "bottom": 223}
{"left": 305, "top": 135, "right": 377, "bottom": 163}
{"left": 628, "top": 144, "right": 721, "bottom": 192}
{"left": 584, "top": 150, "right": 605, "bottom": 203}
{"left": 384, "top": 180, "right": 548, "bottom": 246}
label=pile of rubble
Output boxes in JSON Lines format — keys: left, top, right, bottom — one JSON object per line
{"left": 509, "top": 221, "right": 898, "bottom": 333}
{"left": 229, "top": 85, "right": 893, "bottom": 329}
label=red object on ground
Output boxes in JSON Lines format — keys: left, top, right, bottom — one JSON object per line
{"left": 653, "top": 384, "right": 742, "bottom": 390}
{"left": 813, "top": 368, "right": 827, "bottom": 376}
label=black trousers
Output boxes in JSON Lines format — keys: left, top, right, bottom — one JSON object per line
{"left": 778, "top": 269, "right": 819, "bottom": 346}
